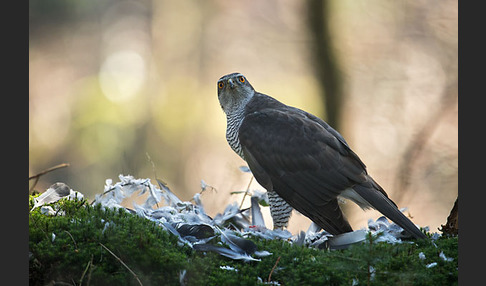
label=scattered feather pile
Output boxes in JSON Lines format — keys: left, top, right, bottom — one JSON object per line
{"left": 91, "top": 175, "right": 275, "bottom": 262}
{"left": 35, "top": 173, "right": 430, "bottom": 262}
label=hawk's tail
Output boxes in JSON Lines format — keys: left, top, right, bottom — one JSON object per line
{"left": 353, "top": 180, "right": 427, "bottom": 239}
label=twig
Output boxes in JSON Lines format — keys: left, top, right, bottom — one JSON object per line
{"left": 29, "top": 163, "right": 70, "bottom": 180}
{"left": 267, "top": 255, "right": 281, "bottom": 283}
{"left": 239, "top": 176, "right": 254, "bottom": 210}
{"left": 29, "top": 163, "right": 70, "bottom": 193}
{"left": 99, "top": 243, "right": 143, "bottom": 286}
{"left": 79, "top": 254, "right": 93, "bottom": 286}
{"left": 86, "top": 258, "right": 94, "bottom": 286}
{"left": 146, "top": 152, "right": 158, "bottom": 182}
{"left": 146, "top": 153, "right": 162, "bottom": 208}
{"left": 64, "top": 230, "right": 78, "bottom": 250}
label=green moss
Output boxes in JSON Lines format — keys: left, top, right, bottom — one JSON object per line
{"left": 29, "top": 196, "right": 457, "bottom": 285}
{"left": 29, "top": 197, "right": 188, "bottom": 285}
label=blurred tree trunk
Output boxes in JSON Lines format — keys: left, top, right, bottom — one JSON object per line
{"left": 307, "top": 0, "right": 343, "bottom": 131}
{"left": 439, "top": 197, "right": 458, "bottom": 236}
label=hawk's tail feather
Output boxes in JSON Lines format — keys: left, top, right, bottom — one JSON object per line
{"left": 352, "top": 183, "right": 427, "bottom": 239}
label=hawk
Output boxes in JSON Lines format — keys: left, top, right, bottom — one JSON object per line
{"left": 217, "top": 72, "right": 426, "bottom": 239}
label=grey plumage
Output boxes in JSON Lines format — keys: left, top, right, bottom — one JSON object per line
{"left": 217, "top": 72, "right": 426, "bottom": 239}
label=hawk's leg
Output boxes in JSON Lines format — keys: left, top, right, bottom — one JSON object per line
{"left": 267, "top": 190, "right": 293, "bottom": 229}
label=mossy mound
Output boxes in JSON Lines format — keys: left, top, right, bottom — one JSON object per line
{"left": 29, "top": 196, "right": 457, "bottom": 285}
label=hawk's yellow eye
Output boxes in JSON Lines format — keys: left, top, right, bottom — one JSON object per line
{"left": 238, "top": 76, "right": 245, "bottom": 83}
{"left": 218, "top": 82, "right": 224, "bottom": 89}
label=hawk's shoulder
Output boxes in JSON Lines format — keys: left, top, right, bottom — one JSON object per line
{"left": 241, "top": 93, "right": 365, "bottom": 170}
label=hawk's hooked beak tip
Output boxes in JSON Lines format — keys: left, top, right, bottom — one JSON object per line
{"left": 228, "top": 79, "right": 235, "bottom": 89}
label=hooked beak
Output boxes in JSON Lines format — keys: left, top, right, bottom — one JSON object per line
{"left": 228, "top": 78, "right": 235, "bottom": 89}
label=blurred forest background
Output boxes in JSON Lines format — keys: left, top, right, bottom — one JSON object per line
{"left": 29, "top": 0, "right": 457, "bottom": 234}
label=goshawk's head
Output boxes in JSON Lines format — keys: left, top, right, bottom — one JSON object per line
{"left": 217, "top": 72, "right": 255, "bottom": 114}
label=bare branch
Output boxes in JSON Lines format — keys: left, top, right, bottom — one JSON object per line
{"left": 267, "top": 255, "right": 281, "bottom": 283}
{"left": 239, "top": 176, "right": 254, "bottom": 210}
{"left": 29, "top": 163, "right": 70, "bottom": 193}
{"left": 99, "top": 243, "right": 143, "bottom": 286}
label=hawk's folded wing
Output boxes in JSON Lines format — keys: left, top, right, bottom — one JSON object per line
{"left": 238, "top": 107, "right": 368, "bottom": 234}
